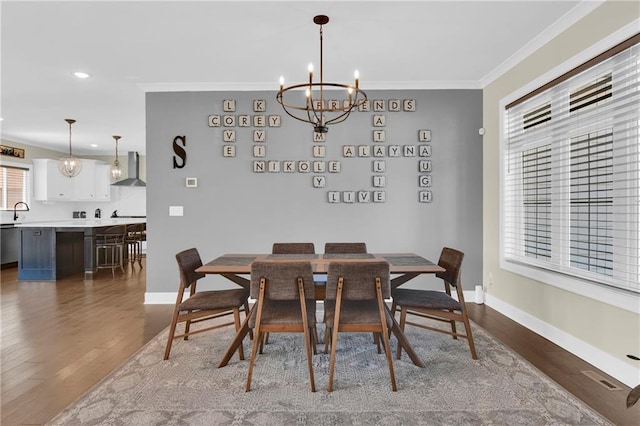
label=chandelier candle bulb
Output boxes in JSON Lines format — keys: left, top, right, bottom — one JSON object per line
{"left": 279, "top": 76, "right": 284, "bottom": 91}
{"left": 354, "top": 70, "right": 359, "bottom": 89}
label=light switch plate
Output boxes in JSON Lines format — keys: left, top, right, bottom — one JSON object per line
{"left": 169, "top": 206, "right": 184, "bottom": 216}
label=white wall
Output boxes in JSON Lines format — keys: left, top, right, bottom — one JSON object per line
{"left": 482, "top": 1, "right": 640, "bottom": 386}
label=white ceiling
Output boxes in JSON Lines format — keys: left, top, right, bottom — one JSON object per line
{"left": 1, "top": 0, "right": 599, "bottom": 155}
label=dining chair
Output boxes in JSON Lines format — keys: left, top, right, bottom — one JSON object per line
{"left": 246, "top": 261, "right": 317, "bottom": 392}
{"left": 164, "top": 248, "right": 251, "bottom": 361}
{"left": 324, "top": 261, "right": 396, "bottom": 392}
{"left": 95, "top": 224, "right": 127, "bottom": 277}
{"left": 267, "top": 242, "right": 318, "bottom": 343}
{"left": 272, "top": 242, "right": 315, "bottom": 255}
{"left": 390, "top": 247, "right": 477, "bottom": 359}
{"left": 324, "top": 242, "right": 367, "bottom": 254}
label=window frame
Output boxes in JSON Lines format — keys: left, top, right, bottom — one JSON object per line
{"left": 499, "top": 25, "right": 640, "bottom": 313}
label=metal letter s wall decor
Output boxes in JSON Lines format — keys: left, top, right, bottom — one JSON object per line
{"left": 172, "top": 135, "right": 187, "bottom": 169}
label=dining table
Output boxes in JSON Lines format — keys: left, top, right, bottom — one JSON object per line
{"left": 196, "top": 252, "right": 445, "bottom": 368}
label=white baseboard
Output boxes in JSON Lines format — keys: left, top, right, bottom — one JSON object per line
{"left": 146, "top": 290, "right": 638, "bottom": 387}
{"left": 145, "top": 292, "right": 176, "bottom": 304}
{"left": 484, "top": 292, "right": 639, "bottom": 388}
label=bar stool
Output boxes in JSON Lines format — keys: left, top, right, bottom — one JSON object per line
{"left": 95, "top": 225, "right": 126, "bottom": 277}
{"left": 125, "top": 223, "right": 145, "bottom": 268}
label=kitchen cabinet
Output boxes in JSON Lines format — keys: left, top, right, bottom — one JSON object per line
{"left": 33, "top": 159, "right": 111, "bottom": 202}
{"left": 94, "top": 165, "right": 112, "bottom": 201}
{"left": 75, "top": 160, "right": 97, "bottom": 201}
{"left": 33, "top": 159, "right": 74, "bottom": 201}
{"left": 16, "top": 219, "right": 145, "bottom": 280}
{"left": 1, "top": 224, "right": 19, "bottom": 265}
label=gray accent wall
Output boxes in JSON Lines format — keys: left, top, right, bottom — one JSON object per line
{"left": 145, "top": 89, "right": 482, "bottom": 293}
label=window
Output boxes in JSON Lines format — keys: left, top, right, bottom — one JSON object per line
{"left": 502, "top": 36, "right": 639, "bottom": 297}
{"left": 0, "top": 164, "right": 30, "bottom": 211}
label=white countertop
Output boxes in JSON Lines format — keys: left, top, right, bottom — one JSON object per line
{"left": 15, "top": 218, "right": 146, "bottom": 228}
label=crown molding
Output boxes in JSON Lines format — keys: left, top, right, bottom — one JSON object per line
{"left": 480, "top": 0, "right": 605, "bottom": 88}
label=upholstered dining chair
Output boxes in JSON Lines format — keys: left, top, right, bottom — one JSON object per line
{"left": 272, "top": 242, "right": 316, "bottom": 255}
{"left": 324, "top": 242, "right": 367, "bottom": 254}
{"left": 324, "top": 261, "right": 396, "bottom": 392}
{"left": 164, "top": 248, "right": 251, "bottom": 361}
{"left": 246, "top": 261, "right": 317, "bottom": 392}
{"left": 390, "top": 247, "right": 477, "bottom": 359}
{"left": 267, "top": 242, "right": 318, "bottom": 344}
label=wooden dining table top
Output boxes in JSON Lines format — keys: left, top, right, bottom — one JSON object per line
{"left": 196, "top": 252, "right": 445, "bottom": 275}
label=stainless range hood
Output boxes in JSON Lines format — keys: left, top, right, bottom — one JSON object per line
{"left": 111, "top": 151, "right": 146, "bottom": 187}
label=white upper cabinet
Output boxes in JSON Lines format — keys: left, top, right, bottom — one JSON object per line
{"left": 33, "top": 159, "right": 74, "bottom": 201}
{"left": 33, "top": 158, "right": 112, "bottom": 202}
{"left": 74, "top": 159, "right": 97, "bottom": 201}
{"left": 94, "top": 164, "right": 112, "bottom": 201}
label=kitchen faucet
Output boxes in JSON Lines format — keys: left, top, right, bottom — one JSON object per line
{"left": 13, "top": 201, "right": 30, "bottom": 221}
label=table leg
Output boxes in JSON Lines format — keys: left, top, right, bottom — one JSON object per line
{"left": 221, "top": 273, "right": 250, "bottom": 290}
{"left": 218, "top": 303, "right": 255, "bottom": 368}
{"left": 385, "top": 304, "right": 424, "bottom": 368}
{"left": 390, "top": 272, "right": 420, "bottom": 290}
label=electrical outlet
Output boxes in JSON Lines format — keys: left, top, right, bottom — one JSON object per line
{"left": 488, "top": 272, "right": 494, "bottom": 287}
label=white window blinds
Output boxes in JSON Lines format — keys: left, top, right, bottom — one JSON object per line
{"left": 0, "top": 164, "right": 30, "bottom": 211}
{"left": 503, "top": 37, "right": 639, "bottom": 294}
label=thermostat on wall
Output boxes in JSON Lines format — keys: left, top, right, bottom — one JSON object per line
{"left": 186, "top": 177, "right": 198, "bottom": 188}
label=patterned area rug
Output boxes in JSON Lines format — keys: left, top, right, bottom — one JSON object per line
{"left": 48, "top": 316, "right": 611, "bottom": 425}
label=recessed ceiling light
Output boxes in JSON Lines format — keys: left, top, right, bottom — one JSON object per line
{"left": 74, "top": 72, "right": 90, "bottom": 79}
{"left": 90, "top": 144, "right": 98, "bottom": 148}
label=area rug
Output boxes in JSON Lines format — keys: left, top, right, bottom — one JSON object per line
{"left": 48, "top": 316, "right": 611, "bottom": 425}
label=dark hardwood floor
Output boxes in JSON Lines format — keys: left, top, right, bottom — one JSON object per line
{"left": 1, "top": 263, "right": 638, "bottom": 425}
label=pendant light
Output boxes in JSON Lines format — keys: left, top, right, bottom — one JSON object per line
{"left": 110, "top": 135, "right": 123, "bottom": 182}
{"left": 58, "top": 118, "right": 82, "bottom": 177}
{"left": 276, "top": 15, "right": 367, "bottom": 133}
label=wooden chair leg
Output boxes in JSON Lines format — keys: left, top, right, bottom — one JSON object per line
{"left": 233, "top": 307, "right": 244, "bottom": 361}
{"left": 396, "top": 307, "right": 407, "bottom": 359}
{"left": 462, "top": 314, "right": 478, "bottom": 359}
{"left": 184, "top": 317, "right": 192, "bottom": 341}
{"left": 297, "top": 279, "right": 315, "bottom": 392}
{"left": 243, "top": 301, "right": 254, "bottom": 340}
{"left": 163, "top": 314, "right": 180, "bottom": 360}
{"left": 324, "top": 325, "right": 331, "bottom": 354}
{"left": 449, "top": 311, "right": 458, "bottom": 339}
{"left": 302, "top": 326, "right": 316, "bottom": 392}
{"left": 245, "top": 330, "right": 262, "bottom": 392}
{"left": 381, "top": 326, "right": 397, "bottom": 391}
{"left": 311, "top": 326, "right": 318, "bottom": 355}
{"left": 377, "top": 280, "right": 397, "bottom": 391}
{"left": 374, "top": 332, "right": 381, "bottom": 354}
{"left": 328, "top": 280, "right": 343, "bottom": 392}
{"left": 328, "top": 324, "right": 340, "bottom": 392}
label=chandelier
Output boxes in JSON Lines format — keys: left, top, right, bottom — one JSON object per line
{"left": 58, "top": 118, "right": 82, "bottom": 177}
{"left": 276, "top": 15, "right": 367, "bottom": 133}
{"left": 110, "top": 135, "right": 123, "bottom": 182}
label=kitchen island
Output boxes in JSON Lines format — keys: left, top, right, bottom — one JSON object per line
{"left": 16, "top": 219, "right": 146, "bottom": 281}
